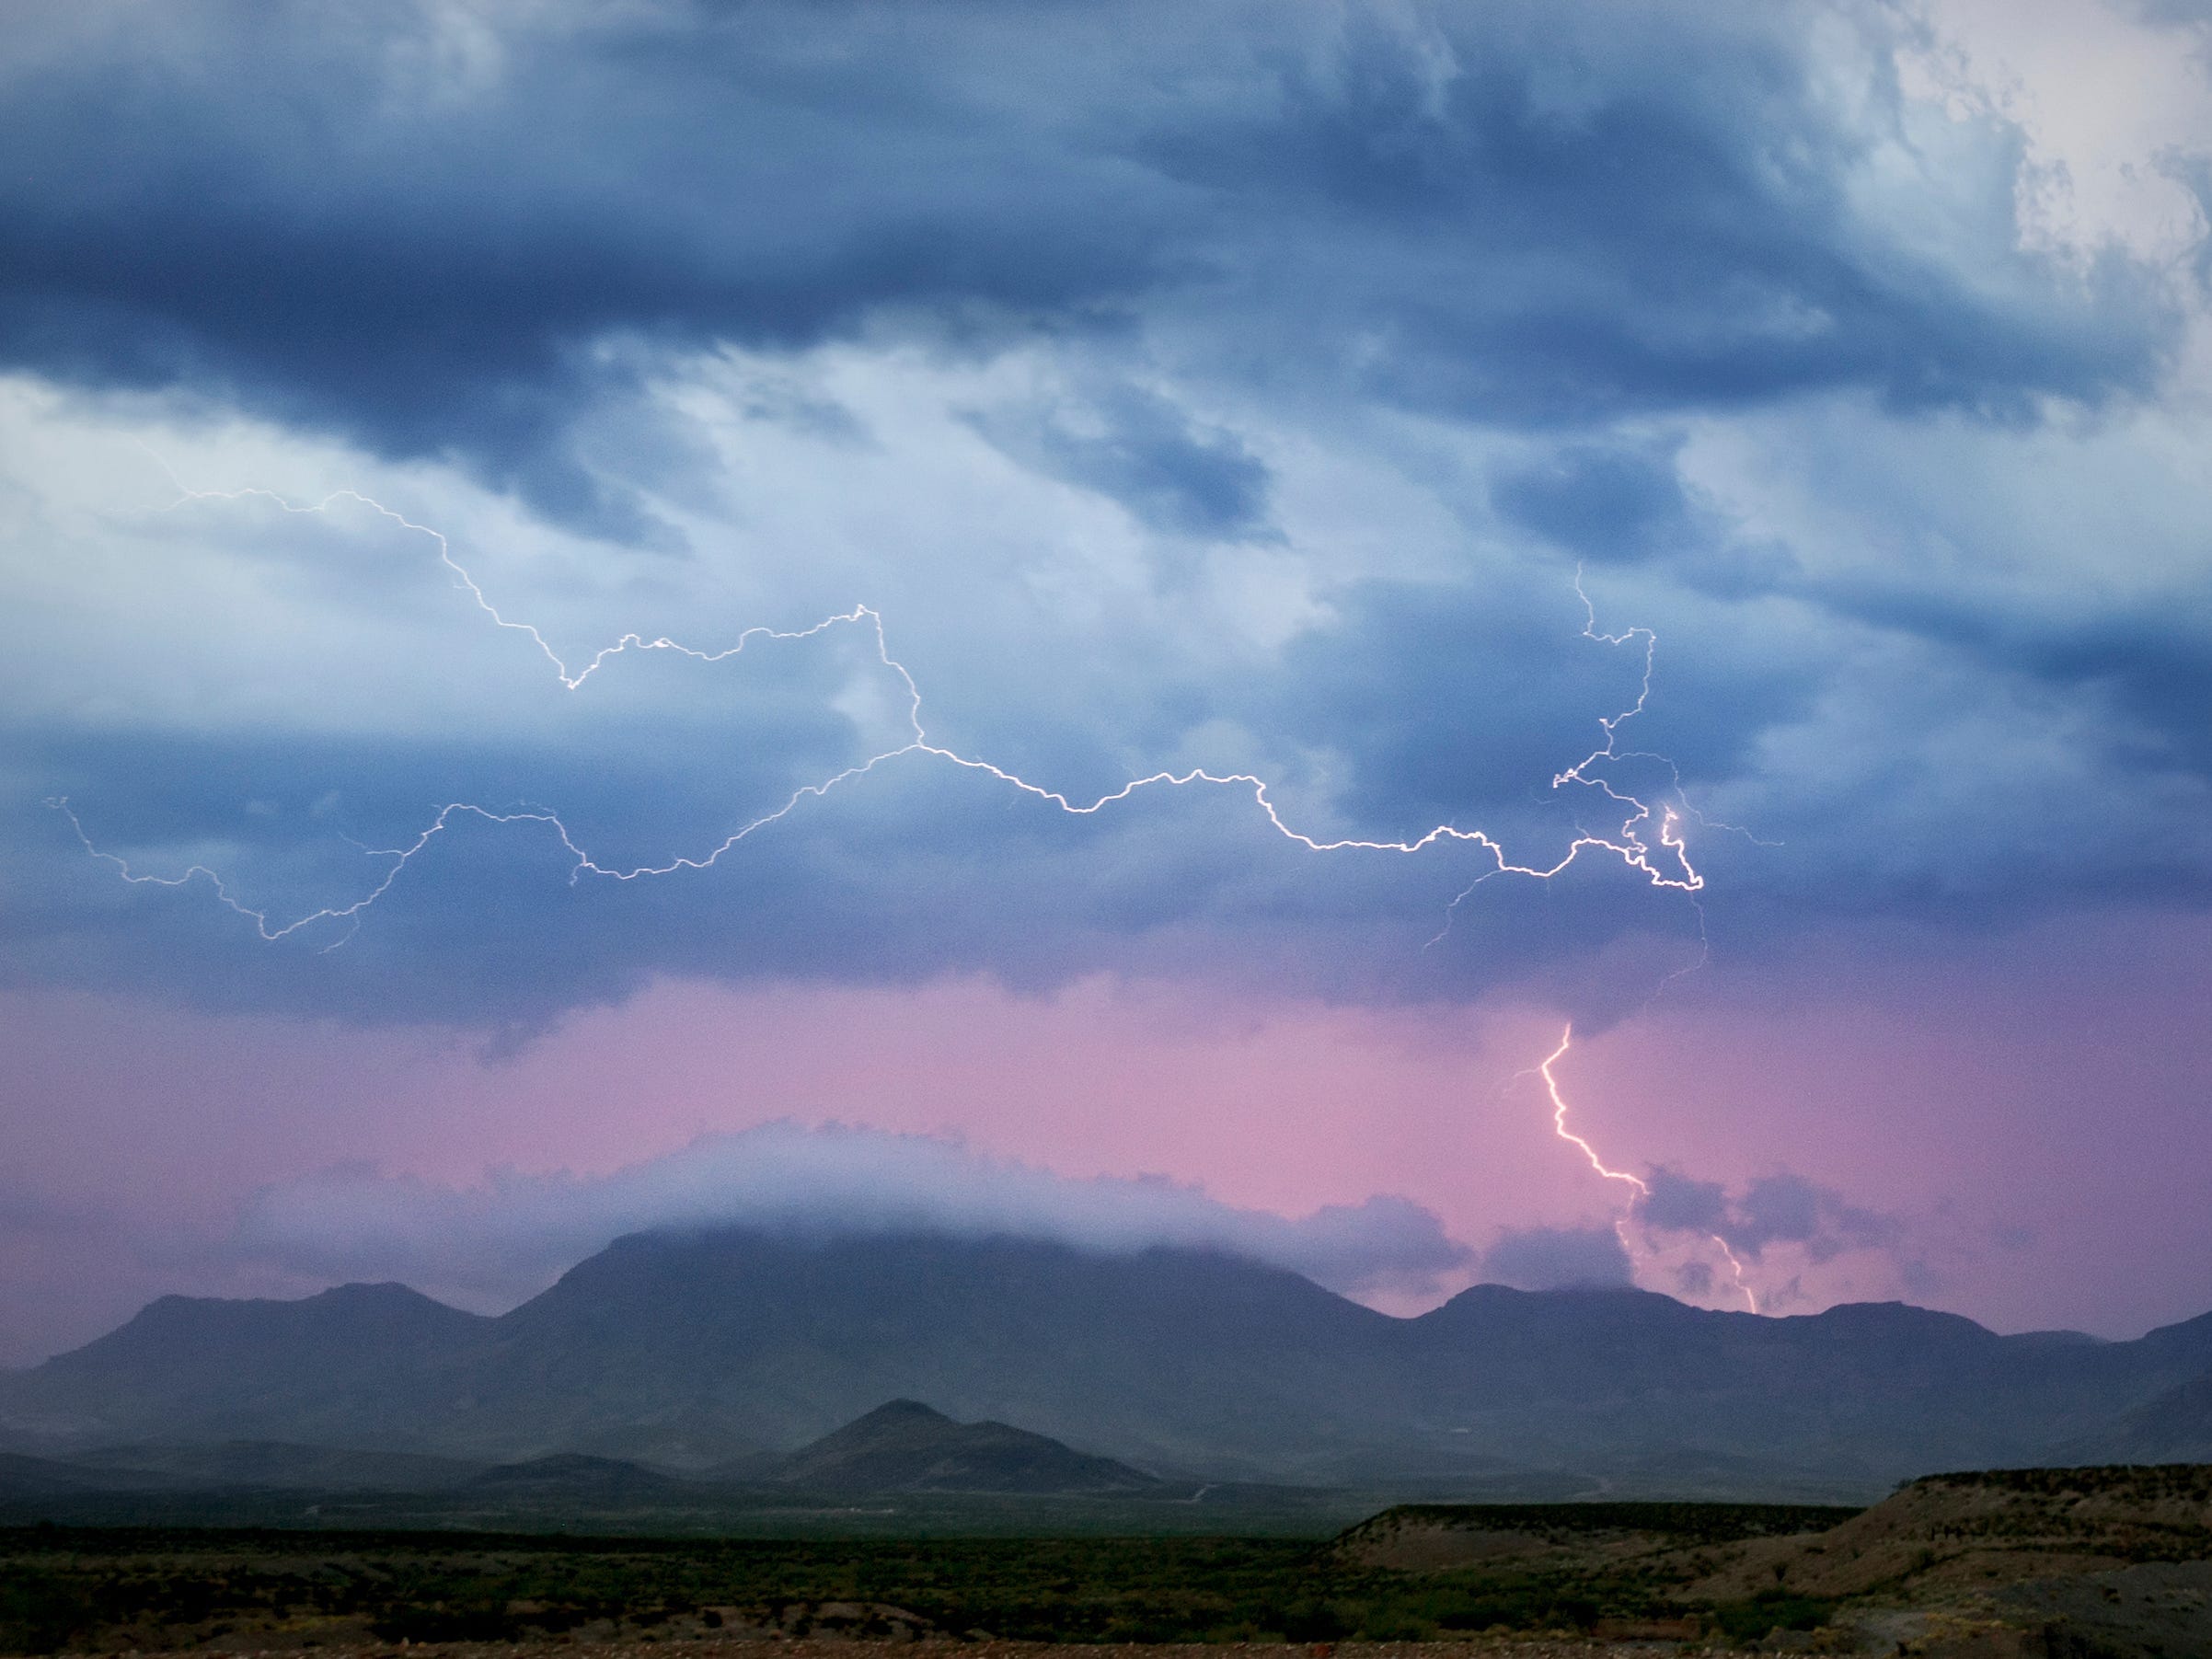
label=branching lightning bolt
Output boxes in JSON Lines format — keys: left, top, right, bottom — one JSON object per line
{"left": 52, "top": 478, "right": 1708, "bottom": 946}
{"left": 1424, "top": 570, "right": 1710, "bottom": 951}
{"left": 60, "top": 468, "right": 1786, "bottom": 1317}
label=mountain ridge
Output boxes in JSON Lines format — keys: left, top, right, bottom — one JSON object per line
{"left": 1, "top": 1227, "right": 2201, "bottom": 1500}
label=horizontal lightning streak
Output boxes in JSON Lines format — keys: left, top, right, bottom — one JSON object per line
{"left": 54, "top": 478, "right": 1705, "bottom": 945}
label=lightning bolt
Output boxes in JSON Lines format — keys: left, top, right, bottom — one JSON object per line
{"left": 1536, "top": 1024, "right": 1649, "bottom": 1197}
{"left": 1711, "top": 1232, "right": 1759, "bottom": 1314}
{"left": 63, "top": 467, "right": 1786, "bottom": 1315}
{"left": 1528, "top": 1024, "right": 1758, "bottom": 1312}
{"left": 51, "top": 477, "right": 1708, "bottom": 945}
{"left": 1423, "top": 569, "right": 1714, "bottom": 955}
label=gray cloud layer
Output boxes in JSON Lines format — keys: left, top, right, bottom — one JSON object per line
{"left": 0, "top": 1, "right": 2165, "bottom": 507}
{"left": 5, "top": 0, "right": 2211, "bottom": 1028}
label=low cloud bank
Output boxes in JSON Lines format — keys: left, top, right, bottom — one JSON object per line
{"left": 1638, "top": 1166, "right": 1899, "bottom": 1263}
{"left": 234, "top": 1122, "right": 1473, "bottom": 1307}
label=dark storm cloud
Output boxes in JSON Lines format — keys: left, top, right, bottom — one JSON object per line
{"left": 0, "top": 0, "right": 2175, "bottom": 522}
{"left": 1632, "top": 1166, "right": 1901, "bottom": 1266}
{"left": 7, "top": 517, "right": 2191, "bottom": 1032}
{"left": 1266, "top": 577, "right": 1657, "bottom": 828}
{"left": 1811, "top": 575, "right": 2212, "bottom": 779}
{"left": 0, "top": 4, "right": 1177, "bottom": 525}
{"left": 1144, "top": 26, "right": 2160, "bottom": 425}
{"left": 4, "top": 708, "right": 1715, "bottom": 1031}
{"left": 1488, "top": 435, "right": 2212, "bottom": 800}
{"left": 1637, "top": 1165, "right": 1730, "bottom": 1235}
{"left": 1266, "top": 573, "right": 1821, "bottom": 826}
{"left": 6, "top": 0, "right": 2206, "bottom": 1031}
{"left": 1491, "top": 439, "right": 1699, "bottom": 566}
{"left": 968, "top": 383, "right": 1275, "bottom": 541}
{"left": 1723, "top": 1172, "right": 1898, "bottom": 1263}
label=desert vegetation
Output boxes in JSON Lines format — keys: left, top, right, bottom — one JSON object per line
{"left": 6, "top": 1469, "right": 2210, "bottom": 1655}
{"left": 0, "top": 1505, "right": 1843, "bottom": 1654}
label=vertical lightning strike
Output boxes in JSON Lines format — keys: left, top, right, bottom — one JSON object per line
{"left": 1710, "top": 1233, "right": 1759, "bottom": 1314}
{"left": 52, "top": 478, "right": 1711, "bottom": 945}
{"left": 1528, "top": 1024, "right": 1757, "bottom": 1313}
{"left": 1536, "top": 1024, "right": 1649, "bottom": 1197}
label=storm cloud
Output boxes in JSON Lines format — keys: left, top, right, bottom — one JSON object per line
{"left": 0, "top": 1, "right": 2171, "bottom": 505}
{"left": 1636, "top": 1165, "right": 1902, "bottom": 1266}
{"left": 6, "top": 1, "right": 2210, "bottom": 1031}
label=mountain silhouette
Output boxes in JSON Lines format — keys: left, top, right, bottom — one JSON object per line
{"left": 770, "top": 1400, "right": 1160, "bottom": 1493}
{"left": 4, "top": 1228, "right": 2207, "bottom": 1499}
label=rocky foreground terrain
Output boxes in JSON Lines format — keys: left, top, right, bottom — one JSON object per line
{"left": 1334, "top": 1466, "right": 2212, "bottom": 1653}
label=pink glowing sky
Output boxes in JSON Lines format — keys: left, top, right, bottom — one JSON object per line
{"left": 6, "top": 904, "right": 2206, "bottom": 1364}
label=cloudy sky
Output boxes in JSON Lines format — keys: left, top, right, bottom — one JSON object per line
{"left": 5, "top": 0, "right": 2211, "bottom": 1365}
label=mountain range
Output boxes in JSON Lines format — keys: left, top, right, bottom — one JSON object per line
{"left": 2, "top": 1227, "right": 2207, "bottom": 1502}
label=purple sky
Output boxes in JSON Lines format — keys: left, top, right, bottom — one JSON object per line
{"left": 4, "top": 0, "right": 2212, "bottom": 1365}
